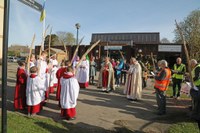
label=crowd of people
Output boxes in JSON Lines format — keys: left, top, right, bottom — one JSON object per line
{"left": 13, "top": 51, "right": 200, "bottom": 126}
{"left": 14, "top": 51, "right": 81, "bottom": 120}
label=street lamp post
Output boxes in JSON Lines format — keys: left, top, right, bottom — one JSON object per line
{"left": 75, "top": 23, "right": 80, "bottom": 45}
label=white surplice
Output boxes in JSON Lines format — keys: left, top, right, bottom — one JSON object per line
{"left": 26, "top": 75, "right": 45, "bottom": 106}
{"left": 37, "top": 57, "right": 48, "bottom": 91}
{"left": 30, "top": 61, "right": 35, "bottom": 68}
{"left": 60, "top": 72, "right": 80, "bottom": 109}
{"left": 49, "top": 59, "right": 58, "bottom": 86}
{"left": 76, "top": 60, "right": 89, "bottom": 83}
{"left": 124, "top": 62, "right": 142, "bottom": 99}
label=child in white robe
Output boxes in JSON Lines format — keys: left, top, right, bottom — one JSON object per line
{"left": 60, "top": 66, "right": 80, "bottom": 120}
{"left": 76, "top": 56, "right": 89, "bottom": 88}
{"left": 26, "top": 66, "right": 45, "bottom": 116}
{"left": 37, "top": 51, "right": 48, "bottom": 100}
{"left": 49, "top": 55, "right": 58, "bottom": 93}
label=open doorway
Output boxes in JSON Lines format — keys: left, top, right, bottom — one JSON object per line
{"left": 157, "top": 53, "right": 181, "bottom": 69}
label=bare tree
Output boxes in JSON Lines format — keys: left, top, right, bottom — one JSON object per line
{"left": 174, "top": 9, "right": 200, "bottom": 59}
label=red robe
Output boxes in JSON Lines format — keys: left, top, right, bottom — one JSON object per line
{"left": 14, "top": 67, "right": 27, "bottom": 110}
{"left": 102, "top": 65, "right": 109, "bottom": 88}
{"left": 79, "top": 82, "right": 89, "bottom": 88}
{"left": 61, "top": 108, "right": 76, "bottom": 120}
{"left": 56, "top": 67, "right": 66, "bottom": 101}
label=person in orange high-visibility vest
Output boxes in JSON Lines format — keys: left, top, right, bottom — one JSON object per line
{"left": 154, "top": 60, "right": 171, "bottom": 115}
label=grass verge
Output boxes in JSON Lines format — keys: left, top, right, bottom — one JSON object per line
{"left": 166, "top": 85, "right": 189, "bottom": 99}
{"left": 168, "top": 122, "right": 199, "bottom": 133}
{"left": 4, "top": 112, "right": 68, "bottom": 133}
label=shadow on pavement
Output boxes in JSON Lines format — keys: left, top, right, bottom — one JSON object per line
{"left": 78, "top": 87, "right": 194, "bottom": 132}
{"left": 36, "top": 121, "right": 139, "bottom": 133}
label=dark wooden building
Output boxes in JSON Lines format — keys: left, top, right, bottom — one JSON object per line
{"left": 90, "top": 33, "right": 185, "bottom": 68}
{"left": 35, "top": 32, "right": 185, "bottom": 69}
{"left": 90, "top": 32, "right": 159, "bottom": 61}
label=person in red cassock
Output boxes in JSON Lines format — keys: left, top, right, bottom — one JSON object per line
{"left": 60, "top": 66, "right": 80, "bottom": 120}
{"left": 56, "top": 60, "right": 65, "bottom": 101}
{"left": 14, "top": 61, "right": 27, "bottom": 110}
{"left": 97, "top": 57, "right": 115, "bottom": 92}
{"left": 56, "top": 60, "right": 70, "bottom": 105}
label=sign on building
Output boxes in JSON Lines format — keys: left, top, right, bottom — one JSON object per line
{"left": 18, "top": 0, "right": 42, "bottom": 12}
{"left": 104, "top": 46, "right": 122, "bottom": 50}
{"left": 158, "top": 45, "right": 182, "bottom": 52}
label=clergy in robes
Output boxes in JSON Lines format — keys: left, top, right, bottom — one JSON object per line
{"left": 76, "top": 56, "right": 89, "bottom": 88}
{"left": 124, "top": 57, "right": 142, "bottom": 101}
{"left": 49, "top": 55, "right": 58, "bottom": 93}
{"left": 26, "top": 66, "right": 45, "bottom": 116}
{"left": 60, "top": 67, "right": 80, "bottom": 120}
{"left": 97, "top": 57, "right": 115, "bottom": 92}
{"left": 37, "top": 51, "right": 48, "bottom": 100}
{"left": 14, "top": 61, "right": 27, "bottom": 110}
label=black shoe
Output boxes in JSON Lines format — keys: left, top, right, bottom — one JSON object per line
{"left": 68, "top": 117, "right": 76, "bottom": 120}
{"left": 156, "top": 112, "right": 166, "bottom": 115}
{"left": 128, "top": 98, "right": 138, "bottom": 102}
{"left": 106, "top": 88, "right": 113, "bottom": 93}
{"left": 133, "top": 99, "right": 138, "bottom": 101}
{"left": 127, "top": 98, "right": 134, "bottom": 101}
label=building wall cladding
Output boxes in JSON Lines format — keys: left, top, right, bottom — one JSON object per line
{"left": 91, "top": 32, "right": 160, "bottom": 44}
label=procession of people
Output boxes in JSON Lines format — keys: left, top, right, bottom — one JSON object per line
{"left": 13, "top": 47, "right": 200, "bottom": 127}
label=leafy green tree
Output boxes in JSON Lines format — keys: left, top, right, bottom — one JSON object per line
{"left": 174, "top": 9, "right": 200, "bottom": 59}
{"left": 160, "top": 38, "right": 170, "bottom": 43}
{"left": 56, "top": 31, "right": 75, "bottom": 45}
{"left": 66, "top": 32, "right": 76, "bottom": 45}
{"left": 44, "top": 34, "right": 60, "bottom": 46}
{"left": 8, "top": 51, "right": 20, "bottom": 56}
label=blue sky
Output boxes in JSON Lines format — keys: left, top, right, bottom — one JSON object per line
{"left": 9, "top": 0, "right": 200, "bottom": 46}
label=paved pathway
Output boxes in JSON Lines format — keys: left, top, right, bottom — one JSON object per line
{"left": 0, "top": 63, "right": 192, "bottom": 132}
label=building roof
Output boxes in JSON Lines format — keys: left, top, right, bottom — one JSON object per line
{"left": 91, "top": 32, "right": 160, "bottom": 45}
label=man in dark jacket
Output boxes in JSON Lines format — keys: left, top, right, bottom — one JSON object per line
{"left": 121, "top": 59, "right": 129, "bottom": 85}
